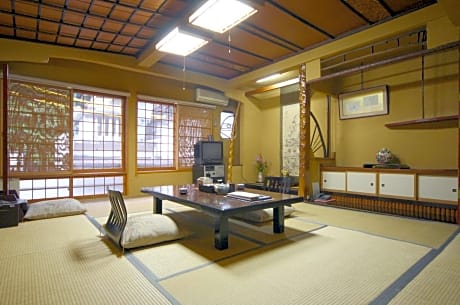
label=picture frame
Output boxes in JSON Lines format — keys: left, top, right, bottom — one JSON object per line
{"left": 339, "top": 85, "right": 388, "bottom": 119}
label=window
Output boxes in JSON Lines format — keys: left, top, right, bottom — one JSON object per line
{"left": 137, "top": 99, "right": 213, "bottom": 171}
{"left": 7, "top": 80, "right": 126, "bottom": 201}
{"left": 220, "top": 111, "right": 234, "bottom": 139}
{"left": 73, "top": 91, "right": 124, "bottom": 170}
{"left": 177, "top": 105, "right": 213, "bottom": 168}
{"left": 137, "top": 101, "right": 175, "bottom": 169}
{"left": 8, "top": 81, "right": 71, "bottom": 174}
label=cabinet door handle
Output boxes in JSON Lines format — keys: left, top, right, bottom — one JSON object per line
{"left": 452, "top": 189, "right": 457, "bottom": 193}
{"left": 370, "top": 183, "right": 374, "bottom": 186}
{"left": 324, "top": 179, "right": 327, "bottom": 183}
{"left": 381, "top": 184, "right": 385, "bottom": 187}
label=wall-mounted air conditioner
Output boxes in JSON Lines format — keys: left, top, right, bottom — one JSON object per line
{"left": 196, "top": 88, "right": 229, "bottom": 106}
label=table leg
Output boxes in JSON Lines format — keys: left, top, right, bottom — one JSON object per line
{"left": 214, "top": 216, "right": 229, "bottom": 250}
{"left": 273, "top": 205, "right": 285, "bottom": 233}
{"left": 153, "top": 197, "right": 163, "bottom": 214}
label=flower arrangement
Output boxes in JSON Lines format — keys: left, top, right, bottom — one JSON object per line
{"left": 255, "top": 153, "right": 268, "bottom": 173}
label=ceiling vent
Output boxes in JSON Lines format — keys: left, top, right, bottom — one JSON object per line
{"left": 196, "top": 88, "right": 229, "bottom": 106}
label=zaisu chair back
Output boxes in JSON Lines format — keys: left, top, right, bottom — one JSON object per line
{"left": 263, "top": 176, "right": 292, "bottom": 194}
{"left": 104, "top": 189, "right": 128, "bottom": 249}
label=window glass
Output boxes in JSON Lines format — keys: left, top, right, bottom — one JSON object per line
{"left": 7, "top": 80, "right": 126, "bottom": 200}
{"left": 137, "top": 101, "right": 175, "bottom": 169}
{"left": 220, "top": 111, "right": 234, "bottom": 139}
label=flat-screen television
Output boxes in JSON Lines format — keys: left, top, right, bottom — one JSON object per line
{"left": 194, "top": 141, "right": 223, "bottom": 165}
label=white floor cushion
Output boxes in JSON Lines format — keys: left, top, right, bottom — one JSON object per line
{"left": 233, "top": 206, "right": 295, "bottom": 223}
{"left": 121, "top": 213, "right": 189, "bottom": 249}
{"left": 24, "top": 198, "right": 86, "bottom": 220}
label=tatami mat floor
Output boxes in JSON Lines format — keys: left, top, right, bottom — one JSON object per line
{"left": 1, "top": 195, "right": 459, "bottom": 305}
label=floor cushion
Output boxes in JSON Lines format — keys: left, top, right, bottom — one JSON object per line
{"left": 120, "top": 213, "right": 189, "bottom": 249}
{"left": 24, "top": 198, "right": 86, "bottom": 220}
{"left": 233, "top": 206, "right": 295, "bottom": 223}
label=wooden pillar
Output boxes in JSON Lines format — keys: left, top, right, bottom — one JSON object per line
{"left": 298, "top": 63, "right": 311, "bottom": 198}
{"left": 457, "top": 46, "right": 459, "bottom": 224}
{"left": 2, "top": 64, "right": 8, "bottom": 194}
{"left": 226, "top": 101, "right": 241, "bottom": 183}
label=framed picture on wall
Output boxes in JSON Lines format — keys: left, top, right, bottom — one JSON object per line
{"left": 339, "top": 85, "right": 388, "bottom": 119}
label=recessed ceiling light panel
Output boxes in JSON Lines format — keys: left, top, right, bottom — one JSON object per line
{"left": 156, "top": 27, "right": 208, "bottom": 56}
{"left": 189, "top": 0, "right": 258, "bottom": 34}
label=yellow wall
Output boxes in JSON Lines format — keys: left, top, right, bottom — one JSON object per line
{"left": 333, "top": 50, "right": 458, "bottom": 169}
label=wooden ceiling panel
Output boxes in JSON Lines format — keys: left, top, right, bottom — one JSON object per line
{"left": 121, "top": 24, "right": 142, "bottom": 36}
{"left": 123, "top": 47, "right": 139, "bottom": 55}
{"left": 59, "top": 24, "right": 79, "bottom": 37}
{"left": 156, "top": 0, "right": 189, "bottom": 15}
{"left": 0, "top": 13, "right": 13, "bottom": 26}
{"left": 92, "top": 41, "right": 109, "bottom": 50}
{"left": 271, "top": 0, "right": 367, "bottom": 37}
{"left": 137, "top": 27, "right": 156, "bottom": 39}
{"left": 57, "top": 36, "right": 75, "bottom": 46}
{"left": 38, "top": 32, "right": 57, "bottom": 42}
{"left": 129, "top": 38, "right": 148, "bottom": 48}
{"left": 15, "top": 16, "right": 37, "bottom": 31}
{"left": 89, "top": 0, "right": 113, "bottom": 17}
{"left": 78, "top": 28, "right": 98, "bottom": 40}
{"left": 96, "top": 32, "right": 116, "bottom": 43}
{"left": 247, "top": 5, "right": 328, "bottom": 50}
{"left": 66, "top": 0, "right": 91, "bottom": 12}
{"left": 119, "top": 0, "right": 142, "bottom": 6}
{"left": 43, "top": 0, "right": 66, "bottom": 6}
{"left": 102, "top": 20, "right": 124, "bottom": 33}
{"left": 63, "top": 11, "right": 85, "bottom": 26}
{"left": 346, "top": 0, "right": 391, "bottom": 22}
{"left": 140, "top": 0, "right": 170, "bottom": 11}
{"left": 130, "top": 11, "right": 153, "bottom": 24}
{"left": 75, "top": 39, "right": 93, "bottom": 48}
{"left": 41, "top": 6, "right": 63, "bottom": 22}
{"left": 16, "top": 29, "right": 36, "bottom": 40}
{"left": 83, "top": 16, "right": 104, "bottom": 29}
{"left": 107, "top": 44, "right": 124, "bottom": 53}
{"left": 146, "top": 14, "right": 172, "bottom": 28}
{"left": 15, "top": 1, "right": 38, "bottom": 16}
{"left": 0, "top": 0, "right": 437, "bottom": 80}
{"left": 199, "top": 43, "right": 268, "bottom": 70}
{"left": 385, "top": 0, "right": 435, "bottom": 12}
{"left": 0, "top": 1, "right": 12, "bottom": 11}
{"left": 39, "top": 20, "right": 59, "bottom": 34}
{"left": 0, "top": 26, "right": 14, "bottom": 36}
{"left": 161, "top": 55, "right": 240, "bottom": 79}
{"left": 216, "top": 28, "right": 292, "bottom": 61}
{"left": 110, "top": 6, "right": 134, "bottom": 21}
{"left": 113, "top": 35, "right": 131, "bottom": 45}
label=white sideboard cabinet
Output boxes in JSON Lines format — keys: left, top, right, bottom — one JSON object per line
{"left": 378, "top": 173, "right": 416, "bottom": 200}
{"left": 321, "top": 171, "right": 346, "bottom": 192}
{"left": 346, "top": 171, "right": 377, "bottom": 195}
{"left": 418, "top": 175, "right": 457, "bottom": 203}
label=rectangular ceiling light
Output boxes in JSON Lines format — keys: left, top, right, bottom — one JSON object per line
{"left": 155, "top": 27, "right": 208, "bottom": 56}
{"left": 189, "top": 0, "right": 258, "bottom": 33}
{"left": 256, "top": 73, "right": 282, "bottom": 83}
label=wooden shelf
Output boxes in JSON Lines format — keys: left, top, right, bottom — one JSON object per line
{"left": 385, "top": 115, "right": 458, "bottom": 129}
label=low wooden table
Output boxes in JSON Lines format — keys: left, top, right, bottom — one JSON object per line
{"left": 141, "top": 185, "right": 304, "bottom": 250}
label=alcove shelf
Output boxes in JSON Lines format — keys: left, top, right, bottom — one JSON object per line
{"left": 384, "top": 115, "right": 458, "bottom": 129}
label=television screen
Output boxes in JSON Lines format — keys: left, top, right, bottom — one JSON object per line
{"left": 194, "top": 141, "right": 223, "bottom": 165}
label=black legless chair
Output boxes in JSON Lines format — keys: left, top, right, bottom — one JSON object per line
{"left": 233, "top": 176, "right": 295, "bottom": 223}
{"left": 263, "top": 176, "right": 292, "bottom": 194}
{"left": 104, "top": 189, "right": 128, "bottom": 249}
{"left": 103, "top": 189, "right": 188, "bottom": 252}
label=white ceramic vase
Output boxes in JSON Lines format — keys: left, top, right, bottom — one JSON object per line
{"left": 257, "top": 171, "right": 264, "bottom": 183}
